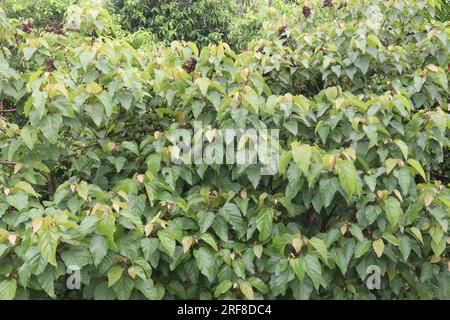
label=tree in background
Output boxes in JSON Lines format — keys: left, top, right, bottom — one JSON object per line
{"left": 0, "top": 0, "right": 74, "bottom": 28}
{"left": 106, "top": 0, "right": 238, "bottom": 47}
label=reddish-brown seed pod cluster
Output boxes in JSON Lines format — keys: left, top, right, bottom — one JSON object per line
{"left": 21, "top": 21, "right": 33, "bottom": 33}
{"left": 338, "top": 2, "right": 348, "bottom": 10}
{"left": 323, "top": 0, "right": 333, "bottom": 8}
{"left": 45, "top": 57, "right": 56, "bottom": 72}
{"left": 46, "top": 23, "right": 65, "bottom": 35}
{"left": 278, "top": 24, "right": 288, "bottom": 37}
{"left": 302, "top": 5, "right": 312, "bottom": 18}
{"left": 183, "top": 57, "right": 197, "bottom": 73}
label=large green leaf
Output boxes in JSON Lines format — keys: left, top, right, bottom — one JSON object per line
{"left": 336, "top": 159, "right": 357, "bottom": 196}
{"left": 37, "top": 227, "right": 60, "bottom": 266}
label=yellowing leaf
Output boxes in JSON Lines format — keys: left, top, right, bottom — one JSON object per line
{"left": 195, "top": 77, "right": 210, "bottom": 96}
{"left": 253, "top": 244, "right": 263, "bottom": 259}
{"left": 86, "top": 82, "right": 102, "bottom": 95}
{"left": 239, "top": 280, "right": 253, "bottom": 300}
{"left": 76, "top": 181, "right": 89, "bottom": 201}
{"left": 291, "top": 235, "right": 302, "bottom": 253}
{"left": 373, "top": 239, "right": 384, "bottom": 258}
{"left": 182, "top": 236, "right": 194, "bottom": 253}
{"left": 32, "top": 218, "right": 43, "bottom": 234}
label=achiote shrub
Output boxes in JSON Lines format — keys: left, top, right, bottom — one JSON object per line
{"left": 0, "top": 0, "right": 448, "bottom": 300}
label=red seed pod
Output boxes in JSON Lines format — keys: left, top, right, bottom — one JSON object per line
{"left": 46, "top": 23, "right": 65, "bottom": 35}
{"left": 338, "top": 2, "right": 347, "bottom": 10}
{"left": 183, "top": 57, "right": 197, "bottom": 73}
{"left": 302, "top": 6, "right": 312, "bottom": 18}
{"left": 21, "top": 21, "right": 33, "bottom": 33}
{"left": 277, "top": 25, "right": 288, "bottom": 37}
{"left": 323, "top": 0, "right": 333, "bottom": 8}
{"left": 45, "top": 57, "right": 56, "bottom": 72}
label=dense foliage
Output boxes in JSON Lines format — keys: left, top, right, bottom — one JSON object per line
{"left": 107, "top": 0, "right": 238, "bottom": 47}
{"left": 0, "top": 0, "right": 449, "bottom": 300}
{"left": 0, "top": 0, "right": 74, "bottom": 28}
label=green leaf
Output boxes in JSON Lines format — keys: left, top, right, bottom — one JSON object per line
{"left": 246, "top": 165, "right": 261, "bottom": 189}
{"left": 431, "top": 239, "right": 446, "bottom": 257}
{"left": 256, "top": 207, "right": 274, "bottom": 241}
{"left": 135, "top": 278, "right": 158, "bottom": 299}
{"left": 195, "top": 77, "right": 210, "bottom": 96}
{"left": 37, "top": 267, "right": 55, "bottom": 298}
{"left": 355, "top": 55, "right": 369, "bottom": 74}
{"left": 20, "top": 126, "right": 38, "bottom": 150}
{"left": 239, "top": 280, "right": 254, "bottom": 300}
{"left": 214, "top": 280, "right": 232, "bottom": 298}
{"left": 197, "top": 211, "right": 215, "bottom": 233}
{"left": 409, "top": 227, "right": 423, "bottom": 245}
{"left": 192, "top": 100, "right": 206, "bottom": 119}
{"left": 382, "top": 233, "right": 400, "bottom": 246}
{"left": 37, "top": 227, "right": 60, "bottom": 266}
{"left": 291, "top": 143, "right": 312, "bottom": 174}
{"left": 80, "top": 50, "right": 95, "bottom": 71}
{"left": 243, "top": 91, "right": 260, "bottom": 110}
{"left": 354, "top": 240, "right": 372, "bottom": 259}
{"left": 41, "top": 115, "right": 62, "bottom": 144}
{"left": 384, "top": 197, "right": 402, "bottom": 227}
{"left": 394, "top": 139, "right": 408, "bottom": 159}
{"left": 333, "top": 240, "right": 354, "bottom": 275}
{"left": 61, "top": 247, "right": 92, "bottom": 268}
{"left": 107, "top": 266, "right": 123, "bottom": 287}
{"left": 429, "top": 226, "right": 444, "bottom": 244}
{"left": 325, "top": 86, "right": 338, "bottom": 100}
{"left": 289, "top": 258, "right": 306, "bottom": 281}
{"left": 248, "top": 277, "right": 269, "bottom": 294}
{"left": 193, "top": 247, "right": 216, "bottom": 282}
{"left": 396, "top": 167, "right": 411, "bottom": 195}
{"left": 96, "top": 215, "right": 118, "bottom": 251}
{"left": 121, "top": 141, "right": 139, "bottom": 156}
{"left": 6, "top": 194, "right": 29, "bottom": 211}
{"left": 304, "top": 254, "right": 322, "bottom": 290}
{"left": 77, "top": 181, "right": 89, "bottom": 201}
{"left": 23, "top": 47, "right": 37, "bottom": 61}
{"left": 146, "top": 154, "right": 161, "bottom": 176}
{"left": 13, "top": 181, "right": 39, "bottom": 197}
{"left": 407, "top": 159, "right": 427, "bottom": 181}
{"left": 199, "top": 233, "right": 218, "bottom": 252}
{"left": 157, "top": 229, "right": 176, "bottom": 257}
{"left": 0, "top": 279, "right": 17, "bottom": 300}
{"left": 398, "top": 236, "right": 411, "bottom": 261}
{"left": 253, "top": 244, "right": 263, "bottom": 259}
{"left": 319, "top": 177, "right": 339, "bottom": 207}
{"left": 90, "top": 235, "right": 109, "bottom": 266}
{"left": 336, "top": 159, "right": 357, "bottom": 196}
{"left": 349, "top": 224, "right": 364, "bottom": 242}
{"left": 308, "top": 237, "right": 328, "bottom": 264}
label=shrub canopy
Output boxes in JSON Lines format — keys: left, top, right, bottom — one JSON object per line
{"left": 0, "top": 0, "right": 449, "bottom": 300}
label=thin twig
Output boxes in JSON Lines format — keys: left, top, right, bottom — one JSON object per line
{"left": 0, "top": 161, "right": 15, "bottom": 167}
{"left": 0, "top": 109, "right": 16, "bottom": 113}
{"left": 0, "top": 42, "right": 6, "bottom": 59}
{"left": 71, "top": 142, "right": 99, "bottom": 152}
